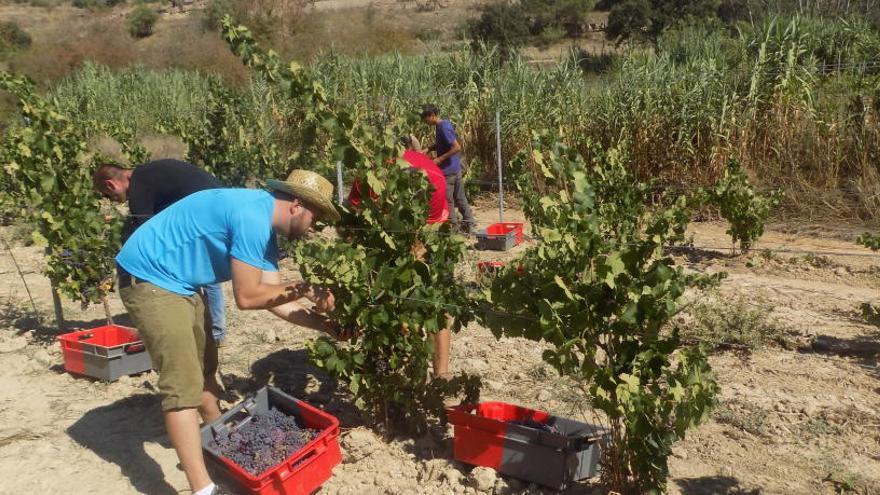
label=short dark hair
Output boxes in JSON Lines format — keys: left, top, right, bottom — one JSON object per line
{"left": 92, "top": 163, "right": 126, "bottom": 185}
{"left": 270, "top": 189, "right": 299, "bottom": 203}
{"left": 420, "top": 104, "right": 439, "bottom": 118}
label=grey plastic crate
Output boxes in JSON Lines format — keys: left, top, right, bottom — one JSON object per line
{"left": 501, "top": 416, "right": 604, "bottom": 489}
{"left": 76, "top": 345, "right": 152, "bottom": 381}
{"left": 59, "top": 326, "right": 153, "bottom": 381}
{"left": 449, "top": 402, "right": 607, "bottom": 490}
{"left": 476, "top": 229, "right": 517, "bottom": 251}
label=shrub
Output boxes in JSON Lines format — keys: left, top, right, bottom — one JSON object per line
{"left": 683, "top": 292, "right": 784, "bottom": 349}
{"left": 704, "top": 161, "right": 781, "bottom": 252}
{"left": 128, "top": 4, "right": 158, "bottom": 38}
{"left": 858, "top": 233, "right": 880, "bottom": 250}
{"left": 574, "top": 49, "right": 618, "bottom": 74}
{"left": 203, "top": 0, "right": 234, "bottom": 31}
{"left": 606, "top": 0, "right": 652, "bottom": 43}
{"left": 0, "top": 21, "right": 32, "bottom": 51}
{"left": 523, "top": 0, "right": 595, "bottom": 37}
{"left": 72, "top": 0, "right": 125, "bottom": 8}
{"left": 202, "top": 0, "right": 314, "bottom": 40}
{"left": 414, "top": 28, "right": 443, "bottom": 43}
{"left": 607, "top": 0, "right": 721, "bottom": 43}
{"left": 538, "top": 25, "right": 567, "bottom": 46}
{"left": 467, "top": 0, "right": 595, "bottom": 52}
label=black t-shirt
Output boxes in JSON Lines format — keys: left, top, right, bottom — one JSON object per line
{"left": 124, "top": 159, "right": 222, "bottom": 241}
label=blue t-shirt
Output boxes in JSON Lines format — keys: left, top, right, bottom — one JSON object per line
{"left": 116, "top": 189, "right": 279, "bottom": 296}
{"left": 435, "top": 119, "right": 461, "bottom": 176}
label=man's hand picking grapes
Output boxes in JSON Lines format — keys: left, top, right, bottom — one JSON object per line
{"left": 308, "top": 285, "right": 336, "bottom": 314}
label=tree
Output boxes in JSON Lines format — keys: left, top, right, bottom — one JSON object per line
{"left": 522, "top": 0, "right": 596, "bottom": 37}
{"left": 606, "top": 0, "right": 721, "bottom": 43}
{"left": 606, "top": 0, "right": 652, "bottom": 43}
{"left": 0, "top": 21, "right": 32, "bottom": 52}
{"left": 467, "top": 2, "right": 531, "bottom": 58}
{"left": 128, "top": 4, "right": 159, "bottom": 38}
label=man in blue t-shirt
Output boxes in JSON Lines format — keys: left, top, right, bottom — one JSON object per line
{"left": 116, "top": 169, "right": 345, "bottom": 495}
{"left": 421, "top": 103, "right": 476, "bottom": 233}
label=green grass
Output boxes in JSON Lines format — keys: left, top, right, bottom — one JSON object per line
{"left": 49, "top": 62, "right": 220, "bottom": 133}
{"left": 800, "top": 416, "right": 843, "bottom": 438}
{"left": 823, "top": 466, "right": 870, "bottom": 494}
{"left": 4, "top": 12, "right": 880, "bottom": 219}
{"left": 683, "top": 292, "right": 785, "bottom": 349}
{"left": 714, "top": 399, "right": 770, "bottom": 436}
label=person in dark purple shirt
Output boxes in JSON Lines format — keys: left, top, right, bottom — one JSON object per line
{"left": 421, "top": 104, "right": 476, "bottom": 233}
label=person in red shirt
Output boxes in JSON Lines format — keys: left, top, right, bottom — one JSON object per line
{"left": 347, "top": 135, "right": 453, "bottom": 379}
{"left": 348, "top": 135, "right": 449, "bottom": 223}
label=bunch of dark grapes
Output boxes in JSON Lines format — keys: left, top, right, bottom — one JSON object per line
{"left": 59, "top": 249, "right": 85, "bottom": 268}
{"left": 508, "top": 418, "right": 560, "bottom": 434}
{"left": 212, "top": 409, "right": 318, "bottom": 476}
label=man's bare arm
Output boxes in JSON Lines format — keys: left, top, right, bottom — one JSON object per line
{"left": 434, "top": 139, "right": 461, "bottom": 165}
{"left": 230, "top": 258, "right": 334, "bottom": 313}
{"left": 258, "top": 270, "right": 356, "bottom": 338}
{"left": 256, "top": 270, "right": 339, "bottom": 333}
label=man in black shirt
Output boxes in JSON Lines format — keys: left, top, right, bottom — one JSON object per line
{"left": 93, "top": 159, "right": 229, "bottom": 345}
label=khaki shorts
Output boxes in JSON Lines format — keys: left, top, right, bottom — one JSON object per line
{"left": 120, "top": 280, "right": 218, "bottom": 411}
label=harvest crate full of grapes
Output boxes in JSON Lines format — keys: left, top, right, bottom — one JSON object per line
{"left": 201, "top": 387, "right": 342, "bottom": 495}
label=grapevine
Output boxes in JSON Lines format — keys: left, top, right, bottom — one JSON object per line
{"left": 855, "top": 233, "right": 879, "bottom": 329}
{"left": 0, "top": 72, "right": 141, "bottom": 314}
{"left": 705, "top": 160, "right": 781, "bottom": 252}
{"left": 484, "top": 138, "right": 723, "bottom": 493}
{"left": 219, "top": 20, "right": 480, "bottom": 435}
{"left": 164, "top": 81, "right": 289, "bottom": 188}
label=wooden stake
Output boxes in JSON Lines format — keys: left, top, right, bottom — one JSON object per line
{"left": 51, "top": 282, "right": 65, "bottom": 332}
{"left": 102, "top": 296, "right": 114, "bottom": 326}
{"left": 2, "top": 237, "right": 38, "bottom": 315}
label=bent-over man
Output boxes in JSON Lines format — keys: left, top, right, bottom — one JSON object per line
{"left": 116, "top": 170, "right": 345, "bottom": 495}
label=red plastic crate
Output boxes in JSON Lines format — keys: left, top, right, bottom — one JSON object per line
{"left": 447, "top": 402, "right": 606, "bottom": 490}
{"left": 495, "top": 223, "right": 525, "bottom": 245}
{"left": 58, "top": 325, "right": 152, "bottom": 381}
{"left": 476, "top": 223, "right": 524, "bottom": 251}
{"left": 201, "top": 387, "right": 342, "bottom": 495}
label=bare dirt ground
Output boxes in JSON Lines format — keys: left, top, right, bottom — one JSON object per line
{"left": 1, "top": 200, "right": 878, "bottom": 495}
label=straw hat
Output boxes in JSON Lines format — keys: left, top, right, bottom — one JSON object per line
{"left": 266, "top": 169, "right": 340, "bottom": 222}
